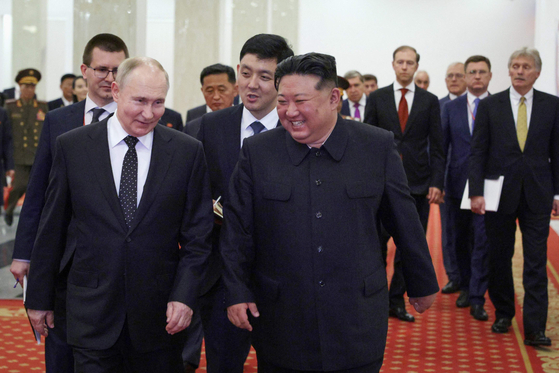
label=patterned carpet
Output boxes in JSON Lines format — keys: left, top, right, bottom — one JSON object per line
{"left": 1, "top": 207, "right": 559, "bottom": 372}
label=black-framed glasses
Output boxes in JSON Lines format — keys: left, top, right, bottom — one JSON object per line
{"left": 87, "top": 66, "right": 118, "bottom": 79}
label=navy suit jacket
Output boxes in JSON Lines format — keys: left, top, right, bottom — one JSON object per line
{"left": 469, "top": 89, "right": 559, "bottom": 214}
{"left": 0, "top": 107, "right": 14, "bottom": 171}
{"left": 186, "top": 104, "right": 207, "bottom": 122}
{"left": 439, "top": 94, "right": 451, "bottom": 111}
{"left": 183, "top": 116, "right": 202, "bottom": 138}
{"left": 48, "top": 98, "right": 66, "bottom": 111}
{"left": 442, "top": 94, "right": 473, "bottom": 199}
{"left": 160, "top": 107, "right": 184, "bottom": 131}
{"left": 340, "top": 99, "right": 350, "bottom": 116}
{"left": 221, "top": 118, "right": 438, "bottom": 370}
{"left": 26, "top": 119, "right": 213, "bottom": 352}
{"left": 13, "top": 100, "right": 86, "bottom": 262}
{"left": 364, "top": 84, "right": 444, "bottom": 194}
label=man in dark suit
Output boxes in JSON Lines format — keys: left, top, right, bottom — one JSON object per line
{"left": 160, "top": 107, "right": 184, "bottom": 131}
{"left": 222, "top": 52, "right": 438, "bottom": 373}
{"left": 0, "top": 107, "right": 14, "bottom": 188}
{"left": 185, "top": 63, "right": 238, "bottom": 123}
{"left": 364, "top": 45, "right": 445, "bottom": 323}
{"left": 442, "top": 55, "right": 492, "bottom": 321}
{"left": 196, "top": 34, "right": 293, "bottom": 373}
{"left": 10, "top": 33, "right": 128, "bottom": 373}
{"left": 439, "top": 61, "right": 467, "bottom": 295}
{"left": 340, "top": 70, "right": 366, "bottom": 121}
{"left": 26, "top": 56, "right": 214, "bottom": 372}
{"left": 48, "top": 74, "right": 76, "bottom": 111}
{"left": 470, "top": 48, "right": 559, "bottom": 346}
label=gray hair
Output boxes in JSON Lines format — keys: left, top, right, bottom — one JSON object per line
{"left": 508, "top": 47, "right": 542, "bottom": 72}
{"left": 116, "top": 57, "right": 170, "bottom": 91}
{"left": 343, "top": 70, "right": 364, "bottom": 83}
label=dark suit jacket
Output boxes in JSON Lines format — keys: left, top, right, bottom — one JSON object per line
{"left": 469, "top": 89, "right": 559, "bottom": 214}
{"left": 160, "top": 107, "right": 184, "bottom": 131}
{"left": 0, "top": 107, "right": 14, "bottom": 171}
{"left": 340, "top": 97, "right": 367, "bottom": 118}
{"left": 48, "top": 98, "right": 66, "bottom": 111}
{"left": 186, "top": 104, "right": 207, "bottom": 122}
{"left": 183, "top": 116, "right": 202, "bottom": 138}
{"left": 26, "top": 119, "right": 214, "bottom": 352}
{"left": 221, "top": 118, "right": 438, "bottom": 371}
{"left": 442, "top": 94, "right": 473, "bottom": 199}
{"left": 439, "top": 94, "right": 451, "bottom": 110}
{"left": 364, "top": 84, "right": 444, "bottom": 194}
{"left": 13, "top": 100, "right": 86, "bottom": 262}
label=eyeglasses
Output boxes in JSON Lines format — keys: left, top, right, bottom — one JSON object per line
{"left": 87, "top": 66, "right": 118, "bottom": 79}
{"left": 466, "top": 70, "right": 489, "bottom": 76}
{"left": 446, "top": 73, "right": 465, "bottom": 79}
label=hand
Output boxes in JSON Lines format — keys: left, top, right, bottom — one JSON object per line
{"left": 470, "top": 196, "right": 485, "bottom": 215}
{"left": 227, "top": 302, "right": 259, "bottom": 331}
{"left": 427, "top": 187, "right": 442, "bottom": 204}
{"left": 165, "top": 301, "right": 193, "bottom": 335}
{"left": 28, "top": 309, "right": 54, "bottom": 337}
{"left": 409, "top": 293, "right": 437, "bottom": 313}
{"left": 5, "top": 169, "right": 14, "bottom": 181}
{"left": 553, "top": 200, "right": 559, "bottom": 217}
{"left": 10, "top": 260, "right": 30, "bottom": 287}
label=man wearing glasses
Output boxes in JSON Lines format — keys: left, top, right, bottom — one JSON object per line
{"left": 10, "top": 33, "right": 128, "bottom": 373}
{"left": 364, "top": 45, "right": 444, "bottom": 323}
{"left": 442, "top": 55, "right": 492, "bottom": 321}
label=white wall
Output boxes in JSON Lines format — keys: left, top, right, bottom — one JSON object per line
{"left": 298, "top": 0, "right": 537, "bottom": 98}
{"left": 45, "top": 0, "right": 73, "bottom": 101}
{"left": 535, "top": 0, "right": 559, "bottom": 95}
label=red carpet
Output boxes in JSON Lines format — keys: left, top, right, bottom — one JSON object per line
{"left": 2, "top": 206, "right": 559, "bottom": 372}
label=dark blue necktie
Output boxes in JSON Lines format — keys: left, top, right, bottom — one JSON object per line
{"left": 119, "top": 136, "right": 139, "bottom": 228}
{"left": 472, "top": 98, "right": 480, "bottom": 130}
{"left": 91, "top": 108, "right": 105, "bottom": 124}
{"left": 250, "top": 121, "right": 266, "bottom": 135}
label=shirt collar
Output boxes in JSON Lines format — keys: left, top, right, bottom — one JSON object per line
{"left": 467, "top": 90, "right": 489, "bottom": 104}
{"left": 61, "top": 96, "right": 72, "bottom": 106}
{"left": 349, "top": 93, "right": 367, "bottom": 107}
{"left": 85, "top": 95, "right": 118, "bottom": 114}
{"left": 394, "top": 81, "right": 415, "bottom": 92}
{"left": 108, "top": 109, "right": 154, "bottom": 150}
{"left": 510, "top": 86, "right": 534, "bottom": 102}
{"left": 241, "top": 106, "right": 279, "bottom": 131}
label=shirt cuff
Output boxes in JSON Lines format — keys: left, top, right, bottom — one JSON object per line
{"left": 13, "top": 258, "right": 30, "bottom": 263}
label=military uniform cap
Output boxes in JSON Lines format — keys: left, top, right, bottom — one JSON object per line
{"left": 15, "top": 68, "right": 41, "bottom": 85}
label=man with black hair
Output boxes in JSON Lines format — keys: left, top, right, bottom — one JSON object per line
{"left": 48, "top": 73, "right": 76, "bottom": 111}
{"left": 196, "top": 33, "right": 293, "bottom": 373}
{"left": 221, "top": 52, "right": 438, "bottom": 372}
{"left": 10, "top": 33, "right": 129, "bottom": 373}
{"left": 185, "top": 63, "right": 238, "bottom": 123}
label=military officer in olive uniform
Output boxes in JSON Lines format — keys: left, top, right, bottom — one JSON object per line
{"left": 4, "top": 69, "right": 48, "bottom": 226}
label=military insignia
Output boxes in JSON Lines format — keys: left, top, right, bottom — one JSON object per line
{"left": 166, "top": 123, "right": 173, "bottom": 127}
{"left": 37, "top": 109, "right": 45, "bottom": 121}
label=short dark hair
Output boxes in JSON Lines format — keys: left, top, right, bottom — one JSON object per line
{"left": 61, "top": 73, "right": 76, "bottom": 84}
{"left": 200, "top": 63, "right": 236, "bottom": 86}
{"left": 275, "top": 52, "right": 337, "bottom": 91}
{"left": 465, "top": 55, "right": 491, "bottom": 72}
{"left": 393, "top": 45, "right": 420, "bottom": 63}
{"left": 240, "top": 34, "right": 294, "bottom": 65}
{"left": 82, "top": 33, "right": 129, "bottom": 66}
{"left": 363, "top": 74, "right": 377, "bottom": 83}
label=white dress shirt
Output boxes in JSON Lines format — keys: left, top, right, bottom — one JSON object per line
{"left": 466, "top": 91, "right": 489, "bottom": 134}
{"left": 84, "top": 96, "right": 117, "bottom": 125}
{"left": 240, "top": 106, "right": 279, "bottom": 146}
{"left": 393, "top": 81, "right": 415, "bottom": 114}
{"left": 348, "top": 93, "right": 367, "bottom": 121}
{"left": 61, "top": 96, "right": 73, "bottom": 107}
{"left": 108, "top": 110, "right": 153, "bottom": 207}
{"left": 510, "top": 87, "right": 534, "bottom": 130}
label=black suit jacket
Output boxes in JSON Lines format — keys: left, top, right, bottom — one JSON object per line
{"left": 160, "top": 107, "right": 184, "bottom": 131}
{"left": 48, "top": 98, "right": 66, "bottom": 111}
{"left": 186, "top": 104, "right": 207, "bottom": 122}
{"left": 13, "top": 100, "right": 86, "bottom": 262}
{"left": 469, "top": 89, "right": 559, "bottom": 214}
{"left": 364, "top": 84, "right": 444, "bottom": 194}
{"left": 221, "top": 118, "right": 438, "bottom": 370}
{"left": 26, "top": 119, "right": 214, "bottom": 352}
{"left": 183, "top": 116, "right": 203, "bottom": 138}
{"left": 0, "top": 107, "right": 14, "bottom": 171}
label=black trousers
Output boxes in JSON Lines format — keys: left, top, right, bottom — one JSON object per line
{"left": 257, "top": 357, "right": 384, "bottom": 373}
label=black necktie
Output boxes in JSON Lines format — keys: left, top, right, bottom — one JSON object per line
{"left": 91, "top": 108, "right": 105, "bottom": 124}
{"left": 250, "top": 121, "right": 266, "bottom": 135}
{"left": 119, "top": 136, "right": 139, "bottom": 228}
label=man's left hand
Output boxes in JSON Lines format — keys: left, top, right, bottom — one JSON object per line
{"left": 427, "top": 187, "right": 442, "bottom": 204}
{"left": 165, "top": 301, "right": 193, "bottom": 335}
{"left": 28, "top": 309, "right": 54, "bottom": 337}
{"left": 553, "top": 199, "right": 559, "bottom": 217}
{"left": 409, "top": 293, "right": 437, "bottom": 313}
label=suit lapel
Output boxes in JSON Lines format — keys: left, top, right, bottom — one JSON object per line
{"left": 499, "top": 89, "right": 518, "bottom": 146}
{"left": 68, "top": 100, "right": 86, "bottom": 130}
{"left": 222, "top": 104, "right": 244, "bottom": 173}
{"left": 406, "top": 86, "right": 423, "bottom": 134}
{"left": 128, "top": 125, "right": 173, "bottom": 233}
{"left": 526, "top": 89, "right": 544, "bottom": 149}
{"left": 85, "top": 119, "right": 128, "bottom": 232}
{"left": 382, "top": 85, "right": 401, "bottom": 133}
{"left": 458, "top": 97, "right": 471, "bottom": 140}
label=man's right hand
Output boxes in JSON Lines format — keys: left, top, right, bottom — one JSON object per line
{"left": 10, "top": 260, "right": 30, "bottom": 287}
{"left": 470, "top": 196, "right": 485, "bottom": 215}
{"left": 28, "top": 309, "right": 54, "bottom": 337}
{"left": 227, "top": 303, "right": 259, "bottom": 331}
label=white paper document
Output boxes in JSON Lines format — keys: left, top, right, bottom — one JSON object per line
{"left": 460, "top": 176, "right": 504, "bottom": 212}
